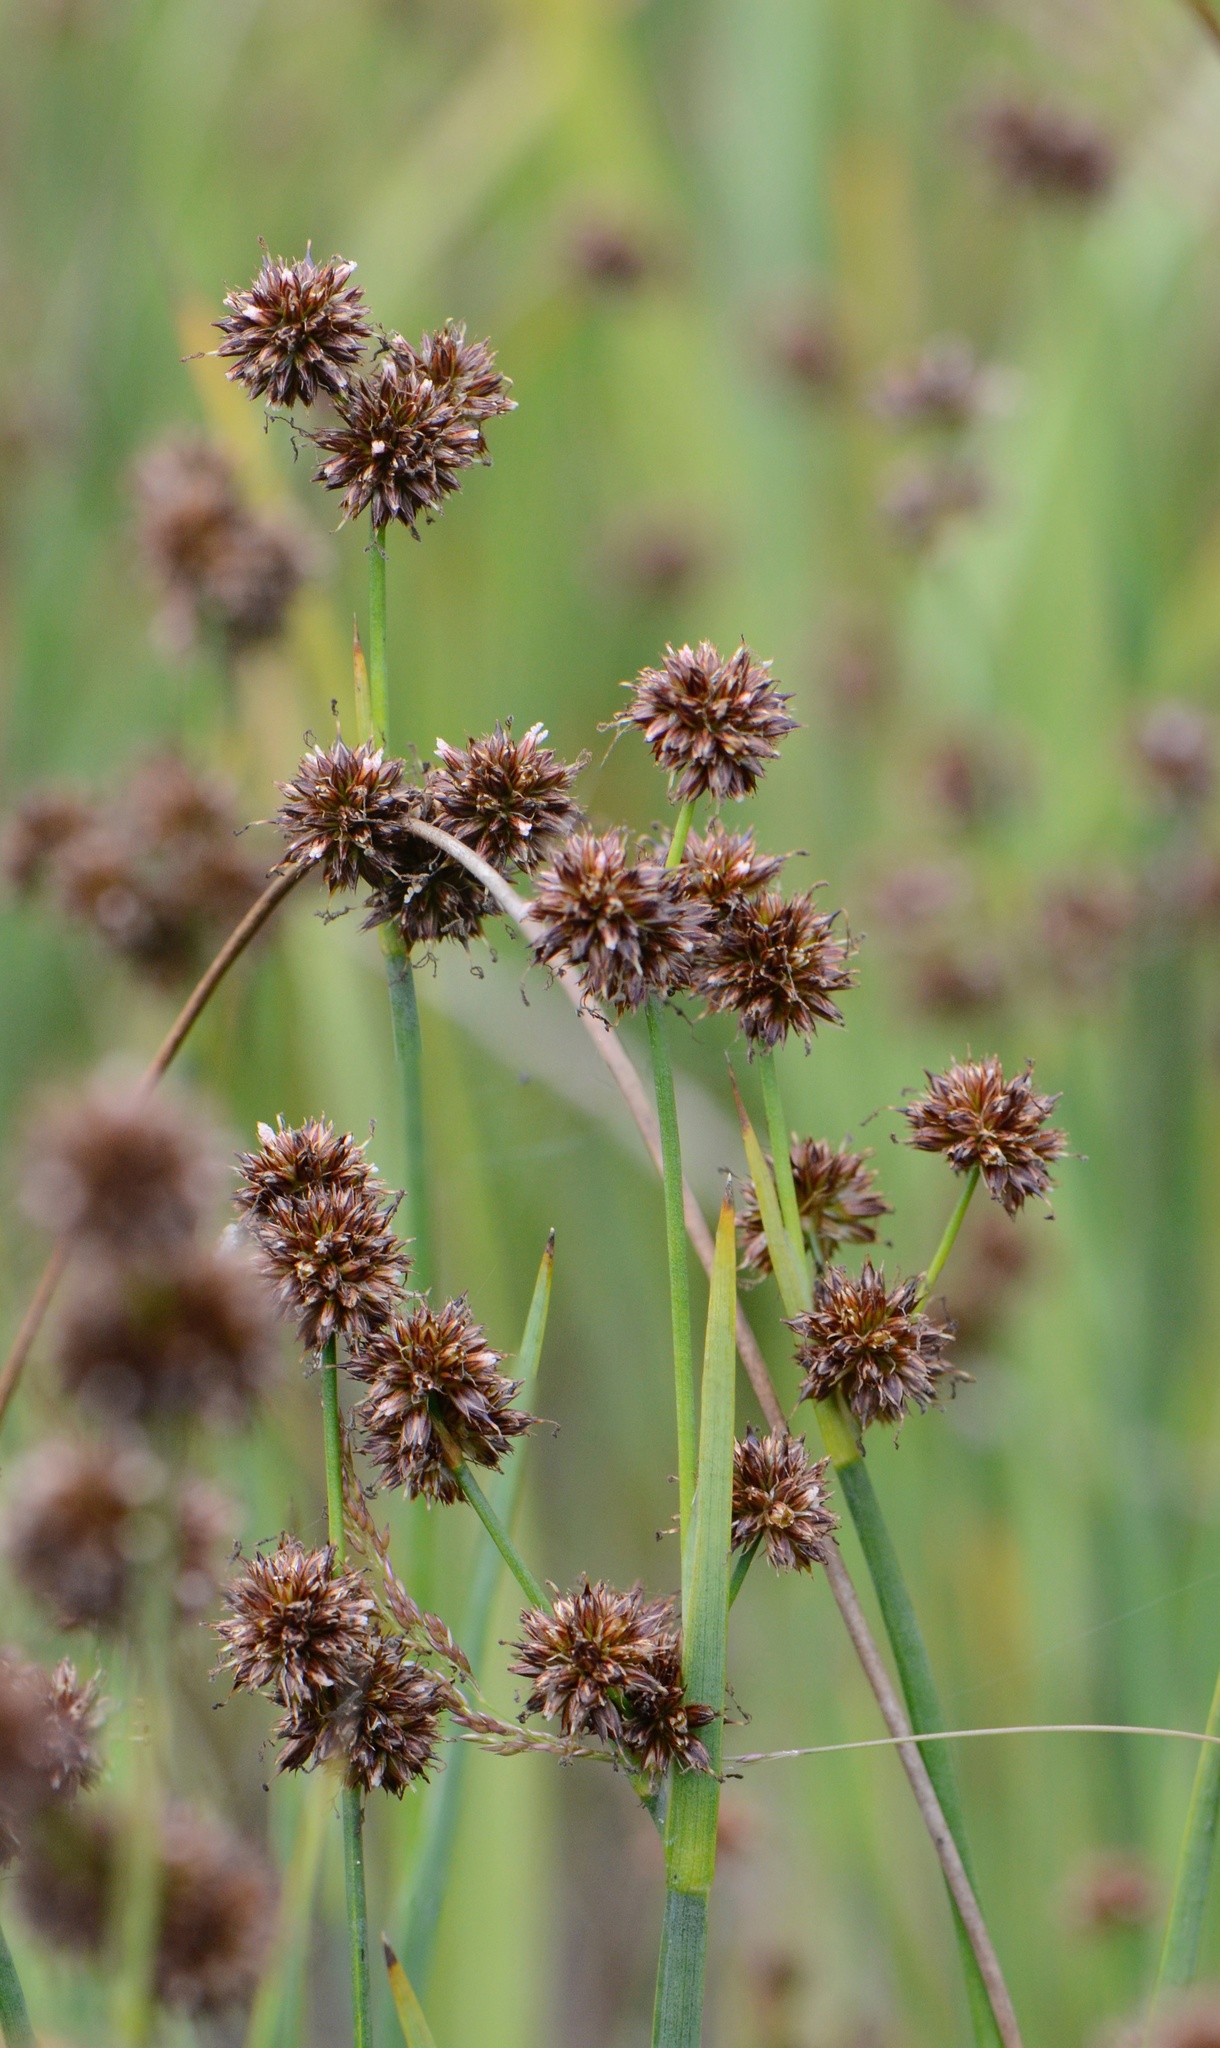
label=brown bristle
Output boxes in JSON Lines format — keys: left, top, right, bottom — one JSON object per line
{"left": 273, "top": 738, "right": 412, "bottom": 894}
{"left": 243, "top": 1182, "right": 405, "bottom": 1352}
{"left": 214, "top": 1535, "right": 375, "bottom": 1707}
{"left": 21, "top": 1075, "right": 216, "bottom": 1257}
{"left": 429, "top": 722, "right": 586, "bottom": 874}
{"left": 310, "top": 359, "right": 482, "bottom": 532}
{"left": 362, "top": 775, "right": 497, "bottom": 951}
{"left": 737, "top": 1138, "right": 890, "bottom": 1277}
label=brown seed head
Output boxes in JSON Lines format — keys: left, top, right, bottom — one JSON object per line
{"left": 310, "top": 358, "right": 482, "bottom": 531}
{"left": 156, "top": 1804, "right": 276, "bottom": 2014}
{"left": 246, "top": 1182, "right": 405, "bottom": 1351}
{"left": 617, "top": 1638, "right": 716, "bottom": 1781}
{"left": 214, "top": 1535, "right": 374, "bottom": 1706}
{"left": 509, "top": 1578, "right": 677, "bottom": 1742}
{"left": 531, "top": 828, "right": 709, "bottom": 1014}
{"left": 872, "top": 338, "right": 998, "bottom": 430}
{"left": 132, "top": 434, "right": 307, "bottom": 653}
{"left": 730, "top": 1427, "right": 837, "bottom": 1571}
{"left": 388, "top": 322, "right": 515, "bottom": 447}
{"left": 619, "top": 640, "right": 796, "bottom": 804}
{"left": 16, "top": 1803, "right": 113, "bottom": 1956}
{"left": 737, "top": 1138, "right": 890, "bottom": 1276}
{"left": 278, "top": 1630, "right": 449, "bottom": 1794}
{"left": 5, "top": 1438, "right": 227, "bottom": 1632}
{"left": 790, "top": 1261, "right": 958, "bottom": 1429}
{"left": 274, "top": 738, "right": 412, "bottom": 893}
{"left": 1066, "top": 1849, "right": 1157, "bottom": 1933}
{"left": 1135, "top": 701, "right": 1214, "bottom": 808}
{"left": 350, "top": 1296, "right": 535, "bottom": 1504}
{"left": 22, "top": 1075, "right": 216, "bottom": 1257}
{"left": 0, "top": 1653, "right": 103, "bottom": 1852}
{"left": 215, "top": 246, "right": 371, "bottom": 407}
{"left": 974, "top": 96, "right": 1116, "bottom": 201}
{"left": 678, "top": 821, "right": 786, "bottom": 908}
{"left": 902, "top": 1056, "right": 1067, "bottom": 1216}
{"left": 430, "top": 722, "right": 586, "bottom": 873}
{"left": 57, "top": 1243, "right": 280, "bottom": 1425}
{"left": 880, "top": 457, "right": 989, "bottom": 548}
{"left": 696, "top": 890, "right": 855, "bottom": 1053}
{"left": 362, "top": 776, "right": 497, "bottom": 950}
{"left": 1, "top": 788, "right": 92, "bottom": 895}
{"left": 235, "top": 1115, "right": 378, "bottom": 1220}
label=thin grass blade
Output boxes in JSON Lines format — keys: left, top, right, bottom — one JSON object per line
{"left": 384, "top": 1939, "right": 439, "bottom": 2048}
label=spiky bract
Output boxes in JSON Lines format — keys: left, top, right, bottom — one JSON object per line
{"left": 214, "top": 1536, "right": 375, "bottom": 1707}
{"left": 310, "top": 358, "right": 482, "bottom": 531}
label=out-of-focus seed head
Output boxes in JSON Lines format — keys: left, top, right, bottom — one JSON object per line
{"left": 901, "top": 1055, "right": 1067, "bottom": 1216}
{"left": 1065, "top": 1849, "right": 1157, "bottom": 1933}
{"left": 872, "top": 337, "right": 1006, "bottom": 431}
{"left": 730, "top": 1427, "right": 837, "bottom": 1571}
{"left": 361, "top": 777, "right": 496, "bottom": 951}
{"left": 4, "top": 1439, "right": 229, "bottom": 1633}
{"left": 21, "top": 1076, "right": 215, "bottom": 1257}
{"left": 531, "top": 828, "right": 709, "bottom": 1014}
{"left": 156, "top": 1804, "right": 276, "bottom": 2014}
{"left": 942, "top": 1208, "right": 1033, "bottom": 1353}
{"left": 1147, "top": 1990, "right": 1220, "bottom": 2048}
{"left": 215, "top": 247, "right": 371, "bottom": 407}
{"left": 1134, "top": 701, "right": 1214, "bottom": 809}
{"left": 16, "top": 1803, "right": 113, "bottom": 1956}
{"left": 350, "top": 1295, "right": 536, "bottom": 1504}
{"left": 567, "top": 217, "right": 651, "bottom": 291}
{"left": 1041, "top": 872, "right": 1136, "bottom": 996}
{"left": 790, "top": 1261, "right": 959, "bottom": 1429}
{"left": 1, "top": 788, "right": 92, "bottom": 895}
{"left": 429, "top": 722, "right": 586, "bottom": 874}
{"left": 909, "top": 947, "right": 1007, "bottom": 1021}
{"left": 509, "top": 1578, "right": 677, "bottom": 1742}
{"left": 246, "top": 1182, "right": 406, "bottom": 1351}
{"left": 0, "top": 1653, "right": 103, "bottom": 1855}
{"left": 56, "top": 1243, "right": 280, "bottom": 1425}
{"left": 696, "top": 890, "right": 856, "bottom": 1054}
{"left": 279, "top": 1630, "right": 449, "bottom": 1794}
{"left": 880, "top": 457, "right": 989, "bottom": 549}
{"left": 678, "top": 821, "right": 786, "bottom": 908}
{"left": 310, "top": 358, "right": 482, "bottom": 532}
{"left": 235, "top": 1115, "right": 378, "bottom": 1221}
{"left": 214, "top": 1535, "right": 375, "bottom": 1706}
{"left": 973, "top": 96, "right": 1117, "bottom": 202}
{"left": 737, "top": 1138, "right": 890, "bottom": 1277}
{"left": 388, "top": 322, "right": 515, "bottom": 448}
{"left": 766, "top": 305, "right": 843, "bottom": 394}
{"left": 617, "top": 1638, "right": 716, "bottom": 1781}
{"left": 274, "top": 738, "right": 411, "bottom": 893}
{"left": 619, "top": 640, "right": 797, "bottom": 804}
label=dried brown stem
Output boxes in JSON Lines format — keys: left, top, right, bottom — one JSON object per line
{"left": 0, "top": 861, "right": 308, "bottom": 1431}
{"left": 387, "top": 813, "right": 1022, "bottom": 2043}
{"left": 1186, "top": 0, "right": 1220, "bottom": 52}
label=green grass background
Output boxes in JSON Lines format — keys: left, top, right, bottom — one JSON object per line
{"left": 5, "top": 0, "right": 1220, "bottom": 2041}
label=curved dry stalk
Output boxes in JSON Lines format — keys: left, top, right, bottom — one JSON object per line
{"left": 388, "top": 814, "right": 1023, "bottom": 2047}
{"left": 0, "top": 861, "right": 308, "bottom": 1431}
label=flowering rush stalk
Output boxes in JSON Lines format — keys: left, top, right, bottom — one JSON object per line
{"left": 652, "top": 1198, "right": 738, "bottom": 2048}
{"left": 319, "top": 1335, "right": 374, "bottom": 2048}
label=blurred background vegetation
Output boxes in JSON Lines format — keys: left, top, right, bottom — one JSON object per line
{"left": 6, "top": 0, "right": 1220, "bottom": 2041}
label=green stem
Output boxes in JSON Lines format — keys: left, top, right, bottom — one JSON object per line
{"left": 837, "top": 1457, "right": 1000, "bottom": 2046}
{"left": 663, "top": 798, "right": 697, "bottom": 870}
{"left": 646, "top": 997, "right": 697, "bottom": 1554}
{"left": 452, "top": 1459, "right": 550, "bottom": 1614}
{"left": 919, "top": 1166, "right": 980, "bottom": 1305}
{"left": 651, "top": 1892, "right": 708, "bottom": 2048}
{"left": 728, "top": 1538, "right": 761, "bottom": 1609}
{"left": 320, "top": 1343, "right": 374, "bottom": 2048}
{"left": 384, "top": 941, "right": 431, "bottom": 1294}
{"left": 367, "top": 520, "right": 389, "bottom": 747}
{"left": 759, "top": 1050, "right": 806, "bottom": 1279}
{"left": 0, "top": 1918, "right": 34, "bottom": 2048}
{"left": 1151, "top": 1659, "right": 1220, "bottom": 2002}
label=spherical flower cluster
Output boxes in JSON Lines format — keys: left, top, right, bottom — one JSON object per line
{"left": 509, "top": 1577, "right": 714, "bottom": 1780}
{"left": 531, "top": 829, "right": 709, "bottom": 1014}
{"left": 901, "top": 1056, "right": 1067, "bottom": 1216}
{"left": 790, "top": 1261, "right": 959, "bottom": 1429}
{"left": 730, "top": 1429, "right": 837, "bottom": 1572}
{"left": 737, "top": 1139, "right": 890, "bottom": 1277}
{"left": 214, "top": 247, "right": 372, "bottom": 407}
{"left": 349, "top": 1296, "right": 537, "bottom": 1504}
{"left": 696, "top": 890, "right": 855, "bottom": 1053}
{"left": 619, "top": 640, "right": 796, "bottom": 804}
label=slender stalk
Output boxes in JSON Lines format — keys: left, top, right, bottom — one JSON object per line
{"left": 663, "top": 797, "right": 697, "bottom": 870}
{"left": 450, "top": 1457, "right": 549, "bottom": 1614}
{"left": 646, "top": 997, "right": 696, "bottom": 1553}
{"left": 0, "top": 862, "right": 307, "bottom": 1435}
{"left": 320, "top": 1342, "right": 374, "bottom": 2048}
{"left": 919, "top": 1166, "right": 980, "bottom": 1305}
{"left": 654, "top": 1199, "right": 737, "bottom": 2048}
{"left": 0, "top": 1919, "right": 34, "bottom": 2048}
{"left": 728, "top": 1538, "right": 761, "bottom": 1609}
{"left": 358, "top": 516, "right": 431, "bottom": 1296}
{"left": 1150, "top": 1659, "right": 1220, "bottom": 2006}
{"left": 758, "top": 1051, "right": 806, "bottom": 1278}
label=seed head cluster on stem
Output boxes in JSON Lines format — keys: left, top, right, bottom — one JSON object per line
{"left": 790, "top": 1261, "right": 961, "bottom": 1429}
{"left": 901, "top": 1055, "right": 1067, "bottom": 1216}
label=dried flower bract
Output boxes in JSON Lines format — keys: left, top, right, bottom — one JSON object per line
{"left": 737, "top": 1138, "right": 890, "bottom": 1276}
{"left": 311, "top": 359, "right": 482, "bottom": 532}
{"left": 620, "top": 640, "right": 796, "bottom": 803}
{"left": 697, "top": 891, "right": 855, "bottom": 1053}
{"left": 532, "top": 828, "right": 708, "bottom": 1013}
{"left": 274, "top": 739, "right": 412, "bottom": 893}
{"left": 215, "top": 247, "right": 371, "bottom": 407}
{"left": 790, "top": 1261, "right": 958, "bottom": 1429}
{"left": 214, "top": 1535, "right": 375, "bottom": 1707}
{"left": 731, "top": 1428, "right": 837, "bottom": 1571}
{"left": 430, "top": 723, "right": 585, "bottom": 873}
